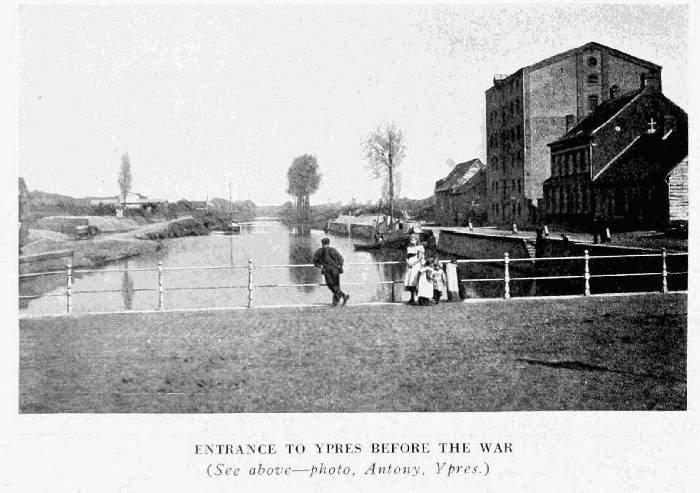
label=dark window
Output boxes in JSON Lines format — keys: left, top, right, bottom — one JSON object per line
{"left": 664, "top": 114, "right": 675, "bottom": 134}
{"left": 587, "top": 56, "right": 597, "bottom": 67}
{"left": 587, "top": 74, "right": 599, "bottom": 84}
{"left": 610, "top": 85, "right": 620, "bottom": 99}
{"left": 587, "top": 95, "right": 599, "bottom": 111}
{"left": 565, "top": 114, "right": 575, "bottom": 130}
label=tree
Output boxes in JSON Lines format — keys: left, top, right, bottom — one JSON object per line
{"left": 18, "top": 177, "right": 29, "bottom": 248}
{"left": 287, "top": 154, "right": 321, "bottom": 222}
{"left": 381, "top": 171, "right": 401, "bottom": 205}
{"left": 363, "top": 123, "right": 406, "bottom": 227}
{"left": 118, "top": 152, "right": 132, "bottom": 207}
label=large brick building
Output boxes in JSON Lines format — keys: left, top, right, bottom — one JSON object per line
{"left": 485, "top": 42, "right": 661, "bottom": 227}
{"left": 542, "top": 73, "right": 687, "bottom": 230}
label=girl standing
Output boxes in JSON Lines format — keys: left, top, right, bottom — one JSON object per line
{"left": 403, "top": 234, "right": 425, "bottom": 304}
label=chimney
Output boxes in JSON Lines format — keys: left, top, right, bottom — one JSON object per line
{"left": 641, "top": 71, "right": 662, "bottom": 93}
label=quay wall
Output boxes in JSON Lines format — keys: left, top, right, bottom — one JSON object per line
{"left": 327, "top": 222, "right": 350, "bottom": 235}
{"left": 438, "top": 230, "right": 659, "bottom": 260}
{"left": 349, "top": 224, "right": 375, "bottom": 238}
{"left": 438, "top": 230, "right": 532, "bottom": 259}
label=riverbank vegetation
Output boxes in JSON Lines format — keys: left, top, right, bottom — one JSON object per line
{"left": 269, "top": 195, "right": 434, "bottom": 229}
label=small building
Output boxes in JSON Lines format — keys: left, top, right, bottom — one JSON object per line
{"left": 434, "top": 158, "right": 487, "bottom": 226}
{"left": 542, "top": 73, "right": 687, "bottom": 230}
{"left": 90, "top": 192, "right": 165, "bottom": 209}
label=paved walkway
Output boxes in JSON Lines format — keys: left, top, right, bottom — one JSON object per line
{"left": 20, "top": 292, "right": 686, "bottom": 413}
{"left": 425, "top": 225, "right": 687, "bottom": 252}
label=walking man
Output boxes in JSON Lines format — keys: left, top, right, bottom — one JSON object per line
{"left": 313, "top": 237, "right": 350, "bottom": 306}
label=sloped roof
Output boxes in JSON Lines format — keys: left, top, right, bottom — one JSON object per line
{"left": 488, "top": 41, "right": 661, "bottom": 94}
{"left": 549, "top": 89, "right": 642, "bottom": 146}
{"left": 594, "top": 130, "right": 688, "bottom": 184}
{"left": 453, "top": 168, "right": 486, "bottom": 194}
{"left": 435, "top": 158, "right": 484, "bottom": 194}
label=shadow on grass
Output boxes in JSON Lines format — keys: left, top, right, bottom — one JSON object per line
{"left": 516, "top": 358, "right": 683, "bottom": 383}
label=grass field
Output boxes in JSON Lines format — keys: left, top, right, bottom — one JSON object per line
{"left": 19, "top": 293, "right": 686, "bottom": 413}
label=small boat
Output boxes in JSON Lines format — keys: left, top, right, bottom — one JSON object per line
{"left": 353, "top": 229, "right": 435, "bottom": 251}
{"left": 222, "top": 222, "right": 241, "bottom": 234}
{"left": 353, "top": 242, "right": 382, "bottom": 251}
{"left": 219, "top": 180, "right": 241, "bottom": 234}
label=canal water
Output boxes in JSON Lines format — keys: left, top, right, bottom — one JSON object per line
{"left": 20, "top": 219, "right": 687, "bottom": 315}
{"left": 20, "top": 220, "right": 406, "bottom": 315}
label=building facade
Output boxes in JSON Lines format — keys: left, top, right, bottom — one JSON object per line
{"left": 542, "top": 73, "right": 687, "bottom": 230}
{"left": 434, "top": 159, "right": 487, "bottom": 226}
{"left": 485, "top": 42, "right": 661, "bottom": 227}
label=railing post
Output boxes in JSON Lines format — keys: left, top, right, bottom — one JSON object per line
{"left": 248, "top": 258, "right": 254, "bottom": 308}
{"left": 661, "top": 248, "right": 668, "bottom": 293}
{"left": 504, "top": 253, "right": 510, "bottom": 299}
{"left": 66, "top": 263, "right": 72, "bottom": 314}
{"left": 158, "top": 261, "right": 164, "bottom": 310}
{"left": 584, "top": 250, "right": 590, "bottom": 296}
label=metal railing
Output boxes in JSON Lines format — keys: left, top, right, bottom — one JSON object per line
{"left": 18, "top": 249, "right": 687, "bottom": 314}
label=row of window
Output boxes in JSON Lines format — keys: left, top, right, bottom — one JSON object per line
{"left": 545, "top": 183, "right": 592, "bottom": 215}
{"left": 551, "top": 149, "right": 588, "bottom": 176}
{"left": 546, "top": 184, "right": 658, "bottom": 217}
{"left": 491, "top": 201, "right": 522, "bottom": 219}
{"left": 488, "top": 98, "right": 522, "bottom": 124}
{"left": 488, "top": 124, "right": 523, "bottom": 149}
{"left": 491, "top": 179, "right": 522, "bottom": 197}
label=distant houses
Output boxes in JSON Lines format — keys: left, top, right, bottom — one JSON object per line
{"left": 434, "top": 159, "right": 487, "bottom": 226}
{"left": 89, "top": 192, "right": 165, "bottom": 210}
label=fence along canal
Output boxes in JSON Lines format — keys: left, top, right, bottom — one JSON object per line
{"left": 19, "top": 250, "right": 687, "bottom": 315}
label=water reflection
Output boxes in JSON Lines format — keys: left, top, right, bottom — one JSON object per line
{"left": 121, "top": 259, "right": 134, "bottom": 310}
{"left": 287, "top": 224, "right": 320, "bottom": 292}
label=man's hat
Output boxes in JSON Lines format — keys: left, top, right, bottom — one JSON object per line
{"left": 321, "top": 237, "right": 330, "bottom": 245}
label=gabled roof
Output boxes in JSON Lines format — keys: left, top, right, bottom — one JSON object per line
{"left": 435, "top": 158, "right": 484, "bottom": 194}
{"left": 594, "top": 130, "right": 688, "bottom": 184}
{"left": 549, "top": 89, "right": 642, "bottom": 146}
{"left": 488, "top": 41, "right": 661, "bottom": 93}
{"left": 524, "top": 41, "right": 660, "bottom": 74}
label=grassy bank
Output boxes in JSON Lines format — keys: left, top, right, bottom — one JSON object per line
{"left": 126, "top": 216, "right": 209, "bottom": 240}
{"left": 19, "top": 216, "right": 213, "bottom": 303}
{"left": 19, "top": 293, "right": 686, "bottom": 413}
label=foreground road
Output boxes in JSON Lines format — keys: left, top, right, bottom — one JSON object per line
{"left": 19, "top": 293, "right": 686, "bottom": 412}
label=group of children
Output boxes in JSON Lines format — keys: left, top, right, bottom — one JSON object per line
{"left": 415, "top": 258, "right": 447, "bottom": 306}
{"left": 403, "top": 234, "right": 447, "bottom": 306}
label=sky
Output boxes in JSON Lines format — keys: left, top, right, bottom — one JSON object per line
{"left": 18, "top": 3, "right": 687, "bottom": 205}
